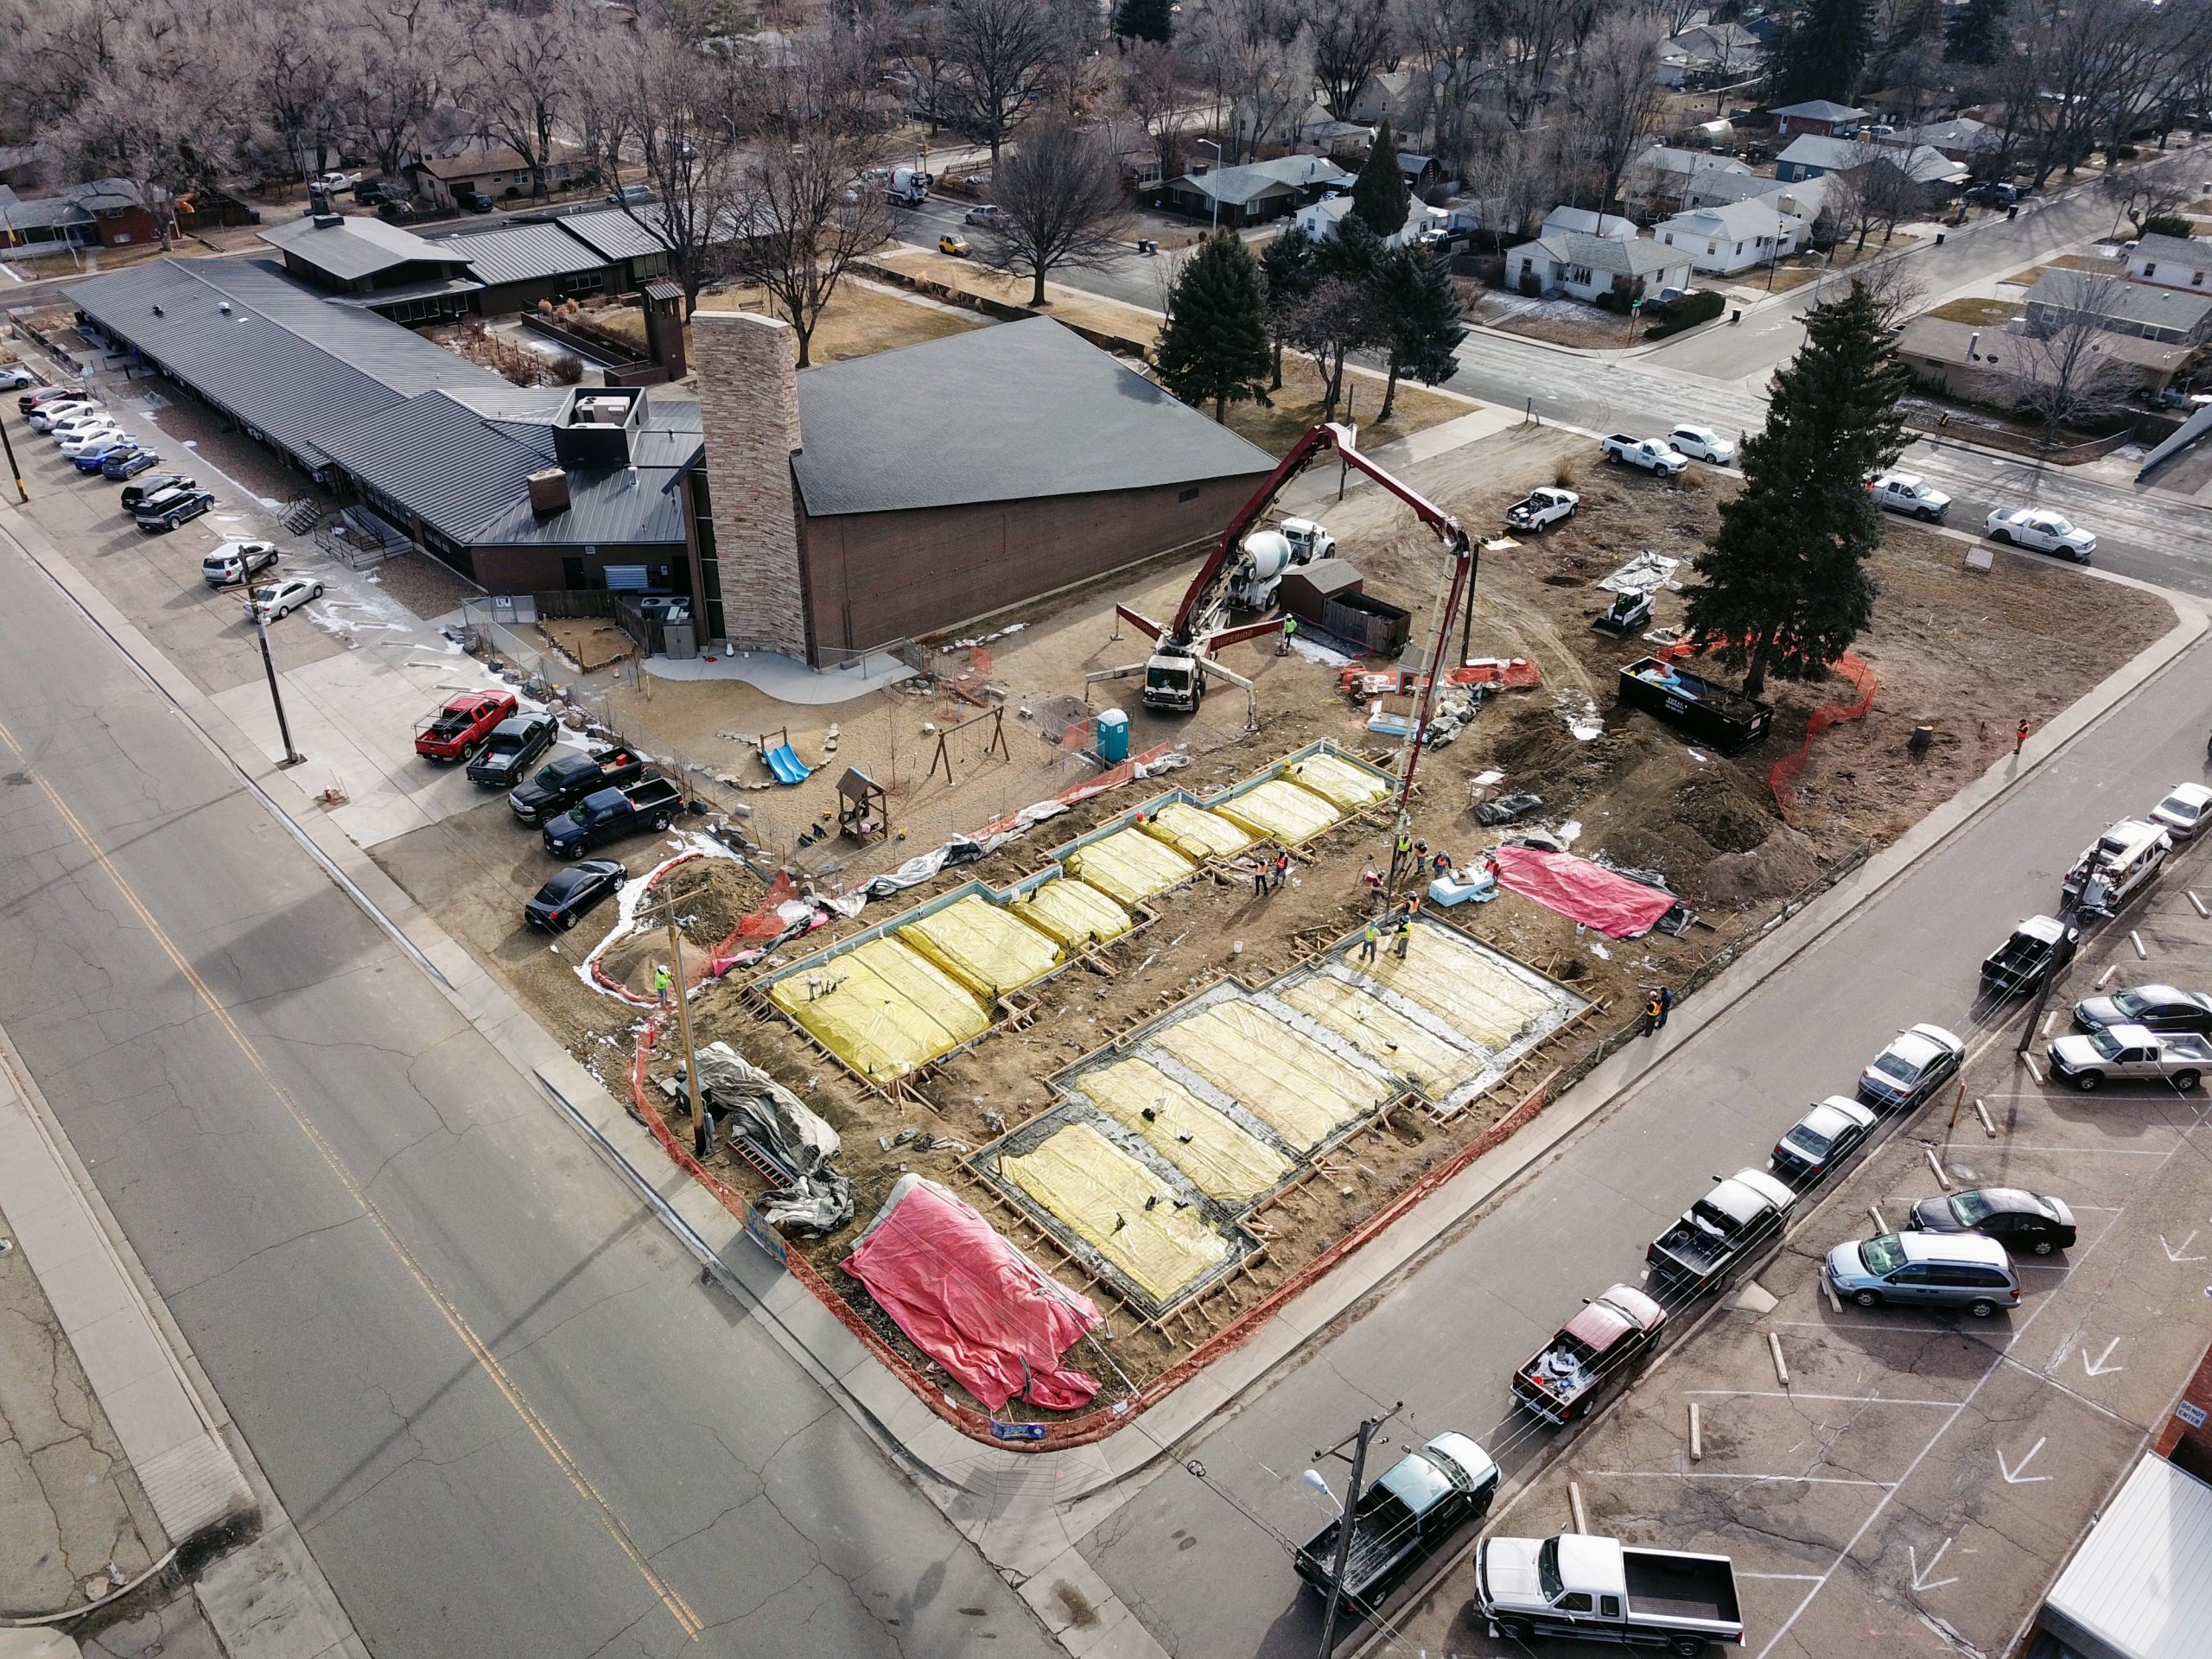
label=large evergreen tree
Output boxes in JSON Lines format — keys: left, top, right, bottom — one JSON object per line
{"left": 1350, "top": 123, "right": 1412, "bottom": 238}
{"left": 1767, "top": 0, "right": 1878, "bottom": 105}
{"left": 1681, "top": 282, "right": 1906, "bottom": 700}
{"left": 1113, "top": 0, "right": 1172, "bottom": 44}
{"left": 1943, "top": 0, "right": 2005, "bottom": 65}
{"left": 1154, "top": 231, "right": 1273, "bottom": 421}
{"left": 1259, "top": 223, "right": 1319, "bottom": 391}
{"left": 1372, "top": 246, "right": 1465, "bottom": 421}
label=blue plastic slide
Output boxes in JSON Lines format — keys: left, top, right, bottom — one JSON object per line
{"left": 766, "top": 743, "right": 811, "bottom": 785}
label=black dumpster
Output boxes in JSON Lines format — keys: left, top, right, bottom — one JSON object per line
{"left": 1617, "top": 656, "right": 1773, "bottom": 752}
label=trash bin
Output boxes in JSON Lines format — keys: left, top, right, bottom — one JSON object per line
{"left": 1936, "top": 232, "right": 1946, "bottom": 245}
{"left": 2007, "top": 204, "right": 2018, "bottom": 220}
{"left": 1096, "top": 709, "right": 1129, "bottom": 764}
{"left": 1731, "top": 308, "right": 1742, "bottom": 324}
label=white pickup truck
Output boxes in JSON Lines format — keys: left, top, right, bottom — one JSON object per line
{"left": 1477, "top": 1532, "right": 1744, "bottom": 1655}
{"left": 1600, "top": 435, "right": 1690, "bottom": 477}
{"left": 1504, "top": 487, "right": 1580, "bottom": 532}
{"left": 2046, "top": 1023, "right": 2212, "bottom": 1092}
{"left": 1868, "top": 471, "right": 1951, "bottom": 523}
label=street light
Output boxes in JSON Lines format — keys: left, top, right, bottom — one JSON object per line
{"left": 1192, "top": 137, "right": 1223, "bottom": 232}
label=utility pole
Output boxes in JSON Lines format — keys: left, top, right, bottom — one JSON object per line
{"left": 0, "top": 411, "right": 24, "bottom": 503}
{"left": 252, "top": 600, "right": 304, "bottom": 766}
{"left": 1314, "top": 1401, "right": 1402, "bottom": 1659}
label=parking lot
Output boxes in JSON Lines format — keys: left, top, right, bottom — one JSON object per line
{"left": 1374, "top": 840, "right": 2212, "bottom": 1657}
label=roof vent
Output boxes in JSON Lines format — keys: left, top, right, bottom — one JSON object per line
{"left": 527, "top": 467, "right": 571, "bottom": 516}
{"left": 151, "top": 304, "right": 163, "bottom": 316}
{"left": 219, "top": 302, "right": 232, "bottom": 315}
{"left": 313, "top": 213, "right": 344, "bottom": 229}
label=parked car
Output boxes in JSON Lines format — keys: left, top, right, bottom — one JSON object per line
{"left": 28, "top": 400, "right": 97, "bottom": 431}
{"left": 1511, "top": 1285, "right": 1667, "bottom": 1427}
{"left": 2063, "top": 818, "right": 2170, "bottom": 913}
{"left": 1868, "top": 471, "right": 1951, "bottom": 523}
{"left": 413, "top": 690, "right": 520, "bottom": 763}
{"left": 72, "top": 436, "right": 141, "bottom": 471}
{"left": 0, "top": 365, "right": 35, "bottom": 391}
{"left": 1966, "top": 181, "right": 2021, "bottom": 205}
{"left": 121, "top": 473, "right": 193, "bottom": 511}
{"left": 2074, "top": 983, "right": 2212, "bottom": 1039}
{"left": 1667, "top": 424, "right": 1736, "bottom": 466}
{"left": 315, "top": 170, "right": 361, "bottom": 192}
{"left": 524, "top": 859, "right": 628, "bottom": 931}
{"left": 2151, "top": 782, "right": 2212, "bottom": 840}
{"left": 1600, "top": 434, "right": 1690, "bottom": 476}
{"left": 938, "top": 232, "right": 970, "bottom": 257}
{"left": 43, "top": 410, "right": 113, "bottom": 442}
{"left": 1986, "top": 507, "right": 2095, "bottom": 562}
{"left": 456, "top": 188, "right": 494, "bottom": 213}
{"left": 376, "top": 196, "right": 420, "bottom": 223}
{"left": 1770, "top": 1095, "right": 1878, "bottom": 1184}
{"left": 136, "top": 488, "right": 215, "bottom": 532}
{"left": 20, "top": 385, "right": 86, "bottom": 413}
{"left": 607, "top": 182, "right": 654, "bottom": 205}
{"left": 1908, "top": 1187, "right": 2076, "bottom": 1255}
{"left": 247, "top": 574, "right": 322, "bottom": 617}
{"left": 508, "top": 746, "right": 645, "bottom": 825}
{"left": 201, "top": 540, "right": 281, "bottom": 587}
{"left": 1294, "top": 1433, "right": 1499, "bottom": 1617}
{"left": 1857, "top": 1023, "right": 1965, "bottom": 1111}
{"left": 466, "top": 712, "right": 560, "bottom": 787}
{"left": 1476, "top": 1534, "right": 1745, "bottom": 1652}
{"left": 1823, "top": 1230, "right": 2021, "bottom": 1317}
{"left": 58, "top": 424, "right": 130, "bottom": 457}
{"left": 2047, "top": 1024, "right": 2212, "bottom": 1090}
{"left": 1503, "top": 487, "right": 1579, "bottom": 533}
{"left": 101, "top": 447, "right": 161, "bottom": 480}
{"left": 354, "top": 178, "right": 392, "bottom": 206}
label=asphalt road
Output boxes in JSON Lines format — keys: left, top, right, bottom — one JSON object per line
{"left": 1074, "top": 625, "right": 2211, "bottom": 1656}
{"left": 0, "top": 509, "right": 1052, "bottom": 1659}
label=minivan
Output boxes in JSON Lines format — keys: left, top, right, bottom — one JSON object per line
{"left": 1823, "top": 1230, "right": 2021, "bottom": 1318}
{"left": 2062, "top": 818, "right": 2170, "bottom": 913}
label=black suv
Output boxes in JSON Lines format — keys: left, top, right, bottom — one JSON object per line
{"left": 122, "top": 473, "right": 194, "bottom": 511}
{"left": 136, "top": 487, "right": 215, "bottom": 532}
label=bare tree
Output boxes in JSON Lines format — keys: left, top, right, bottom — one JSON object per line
{"left": 1845, "top": 257, "right": 1926, "bottom": 333}
{"left": 1394, "top": 0, "right": 1489, "bottom": 165}
{"left": 346, "top": 0, "right": 456, "bottom": 185}
{"left": 2012, "top": 278, "right": 2137, "bottom": 442}
{"left": 1312, "top": 0, "right": 1394, "bottom": 121}
{"left": 979, "top": 114, "right": 1130, "bottom": 303}
{"left": 1187, "top": 0, "right": 1311, "bottom": 162}
{"left": 1116, "top": 38, "right": 1186, "bottom": 181}
{"left": 463, "top": 1, "right": 579, "bottom": 199}
{"left": 727, "top": 69, "right": 893, "bottom": 366}
{"left": 2101, "top": 169, "right": 2195, "bottom": 238}
{"left": 251, "top": 9, "right": 348, "bottom": 183}
{"left": 1493, "top": 0, "right": 1579, "bottom": 131}
{"left": 617, "top": 33, "right": 744, "bottom": 317}
{"left": 940, "top": 0, "right": 1061, "bottom": 167}
{"left": 1560, "top": 10, "right": 1665, "bottom": 211}
{"left": 1855, "top": 156, "right": 1923, "bottom": 250}
{"left": 1284, "top": 274, "right": 1382, "bottom": 420}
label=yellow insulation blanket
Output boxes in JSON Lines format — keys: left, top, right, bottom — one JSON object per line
{"left": 1277, "top": 978, "right": 1477, "bottom": 1090}
{"left": 1000, "top": 1122, "right": 1227, "bottom": 1302}
{"left": 1081, "top": 1058, "right": 1290, "bottom": 1202}
{"left": 769, "top": 937, "right": 989, "bottom": 1080}
{"left": 1066, "top": 826, "right": 1194, "bottom": 907}
{"left": 1139, "top": 801, "right": 1253, "bottom": 861}
{"left": 898, "top": 894, "right": 1064, "bottom": 999}
{"left": 1287, "top": 752, "right": 1391, "bottom": 810}
{"left": 1215, "top": 779, "right": 1343, "bottom": 846}
{"left": 1367, "top": 928, "right": 1560, "bottom": 1049}
{"left": 1153, "top": 1001, "right": 1386, "bottom": 1150}
{"left": 1015, "top": 877, "right": 1133, "bottom": 948}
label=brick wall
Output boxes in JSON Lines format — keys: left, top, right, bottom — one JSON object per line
{"left": 693, "top": 310, "right": 810, "bottom": 658}
{"left": 2155, "top": 1338, "right": 2212, "bottom": 1483}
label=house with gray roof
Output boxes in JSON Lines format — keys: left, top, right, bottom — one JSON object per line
{"left": 1156, "top": 156, "right": 1355, "bottom": 224}
{"left": 2025, "top": 268, "right": 2212, "bottom": 345}
{"left": 1504, "top": 230, "right": 1694, "bottom": 304}
{"left": 2126, "top": 233, "right": 2212, "bottom": 294}
{"left": 1770, "top": 99, "right": 1867, "bottom": 137}
{"left": 0, "top": 179, "right": 167, "bottom": 250}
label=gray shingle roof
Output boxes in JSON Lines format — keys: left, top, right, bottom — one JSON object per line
{"left": 1519, "top": 232, "right": 1689, "bottom": 277}
{"left": 1174, "top": 157, "right": 1354, "bottom": 207}
{"left": 2135, "top": 232, "right": 2212, "bottom": 270}
{"left": 2028, "top": 268, "right": 2212, "bottom": 331}
{"left": 1771, "top": 99, "right": 1866, "bottom": 122}
{"left": 315, "top": 387, "right": 702, "bottom": 548}
{"left": 791, "top": 318, "right": 1274, "bottom": 518}
{"left": 429, "top": 220, "right": 607, "bottom": 285}
{"left": 258, "top": 213, "right": 470, "bottom": 282}
{"left": 66, "top": 259, "right": 506, "bottom": 470}
{"left": 1777, "top": 135, "right": 1872, "bottom": 172}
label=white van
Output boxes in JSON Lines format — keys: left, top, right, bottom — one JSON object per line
{"left": 2063, "top": 819, "right": 2170, "bottom": 914}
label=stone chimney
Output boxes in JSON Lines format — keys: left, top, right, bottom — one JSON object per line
{"left": 693, "top": 309, "right": 808, "bottom": 659}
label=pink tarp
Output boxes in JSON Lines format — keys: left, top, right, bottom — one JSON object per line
{"left": 1491, "top": 845, "right": 1676, "bottom": 939}
{"left": 842, "top": 1175, "right": 1103, "bottom": 1413}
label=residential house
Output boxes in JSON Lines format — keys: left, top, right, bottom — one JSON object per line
{"left": 1770, "top": 99, "right": 1867, "bottom": 138}
{"left": 1684, "top": 168, "right": 1795, "bottom": 209}
{"left": 1541, "top": 205, "right": 1638, "bottom": 240}
{"left": 1656, "top": 22, "right": 1762, "bottom": 87}
{"left": 1398, "top": 152, "right": 1445, "bottom": 196}
{"left": 1902, "top": 118, "right": 1999, "bottom": 164}
{"left": 1505, "top": 230, "right": 1694, "bottom": 303}
{"left": 0, "top": 179, "right": 167, "bottom": 251}
{"left": 1155, "top": 156, "right": 1354, "bottom": 225}
{"left": 1882, "top": 145, "right": 1972, "bottom": 200}
{"left": 2128, "top": 233, "right": 2212, "bottom": 294}
{"left": 1774, "top": 134, "right": 1870, "bottom": 182}
{"left": 1897, "top": 314, "right": 2190, "bottom": 400}
{"left": 2024, "top": 268, "right": 2212, "bottom": 346}
{"left": 1656, "top": 193, "right": 1815, "bottom": 276}
{"left": 1291, "top": 194, "right": 1445, "bottom": 247}
{"left": 1288, "top": 98, "right": 1373, "bottom": 159}
{"left": 1350, "top": 70, "right": 1421, "bottom": 129}
{"left": 406, "top": 137, "right": 586, "bottom": 207}
{"left": 1624, "top": 145, "right": 1752, "bottom": 212}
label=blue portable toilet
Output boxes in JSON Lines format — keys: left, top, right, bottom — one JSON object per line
{"left": 1096, "top": 708, "right": 1129, "bottom": 764}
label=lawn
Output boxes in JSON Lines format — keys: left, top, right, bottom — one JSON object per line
{"left": 622, "top": 280, "right": 982, "bottom": 367}
{"left": 1927, "top": 296, "right": 2024, "bottom": 326}
{"left": 869, "top": 244, "right": 1169, "bottom": 347}
{"left": 1764, "top": 234, "right": 1922, "bottom": 291}
{"left": 1998, "top": 252, "right": 2127, "bottom": 286}
{"left": 1216, "top": 353, "right": 1476, "bottom": 454}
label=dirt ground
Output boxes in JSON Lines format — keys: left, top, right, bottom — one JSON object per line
{"left": 663, "top": 279, "right": 982, "bottom": 365}
{"left": 1471, "top": 291, "right": 1655, "bottom": 350}
{"left": 378, "top": 417, "right": 2171, "bottom": 1421}
{"left": 363, "top": 549, "right": 482, "bottom": 621}
{"left": 538, "top": 615, "right": 633, "bottom": 671}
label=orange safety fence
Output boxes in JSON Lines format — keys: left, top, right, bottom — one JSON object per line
{"left": 1653, "top": 637, "right": 1877, "bottom": 823}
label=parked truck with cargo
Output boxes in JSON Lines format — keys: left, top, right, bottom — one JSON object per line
{"left": 413, "top": 690, "right": 518, "bottom": 763}
{"left": 509, "top": 747, "right": 645, "bottom": 825}
{"left": 1503, "top": 486, "right": 1580, "bottom": 533}
{"left": 2046, "top": 1024, "right": 2212, "bottom": 1091}
{"left": 1510, "top": 1283, "right": 1667, "bottom": 1427}
{"left": 1475, "top": 1533, "right": 1744, "bottom": 1655}
{"left": 1646, "top": 1167, "right": 1796, "bottom": 1294}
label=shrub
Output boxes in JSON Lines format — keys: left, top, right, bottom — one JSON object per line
{"left": 1554, "top": 461, "right": 1580, "bottom": 488}
{"left": 2115, "top": 144, "right": 2139, "bottom": 160}
{"left": 2142, "top": 213, "right": 2193, "bottom": 239}
{"left": 1517, "top": 266, "right": 1541, "bottom": 297}
{"left": 1643, "top": 289, "right": 1727, "bottom": 339}
{"left": 547, "top": 353, "right": 585, "bottom": 385}
{"left": 1594, "top": 289, "right": 1624, "bottom": 313}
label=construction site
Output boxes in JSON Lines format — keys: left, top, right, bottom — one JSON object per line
{"left": 368, "top": 415, "right": 2173, "bottom": 1440}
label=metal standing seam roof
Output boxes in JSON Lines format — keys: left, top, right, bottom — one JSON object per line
{"left": 425, "top": 220, "right": 610, "bottom": 285}
{"left": 789, "top": 317, "right": 1275, "bottom": 518}
{"left": 64, "top": 259, "right": 508, "bottom": 470}
{"left": 2042, "top": 1454, "right": 2212, "bottom": 1659}
{"left": 257, "top": 213, "right": 471, "bottom": 283}
{"left": 552, "top": 207, "right": 674, "bottom": 262}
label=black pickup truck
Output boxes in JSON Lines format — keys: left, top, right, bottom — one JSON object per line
{"left": 508, "top": 747, "right": 644, "bottom": 825}
{"left": 1294, "top": 1433, "right": 1499, "bottom": 1618}
{"left": 466, "top": 713, "right": 560, "bottom": 788}
{"left": 543, "top": 776, "right": 683, "bottom": 858}
{"left": 1646, "top": 1167, "right": 1796, "bottom": 1294}
{"left": 1980, "top": 915, "right": 2079, "bottom": 1001}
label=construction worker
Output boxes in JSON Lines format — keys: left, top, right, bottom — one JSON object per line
{"left": 1641, "top": 987, "right": 1664, "bottom": 1038}
{"left": 1393, "top": 911, "right": 1414, "bottom": 960}
{"left": 653, "top": 963, "right": 673, "bottom": 1010}
{"left": 2014, "top": 716, "right": 2031, "bottom": 755}
{"left": 1362, "top": 862, "right": 1384, "bottom": 912}
{"left": 1273, "top": 848, "right": 1291, "bottom": 891}
{"left": 1389, "top": 830, "right": 1414, "bottom": 887}
{"left": 1654, "top": 983, "right": 1674, "bottom": 1030}
{"left": 1358, "top": 919, "right": 1380, "bottom": 964}
{"left": 1278, "top": 613, "right": 1300, "bottom": 656}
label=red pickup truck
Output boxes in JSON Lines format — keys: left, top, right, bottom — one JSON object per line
{"left": 413, "top": 690, "right": 518, "bottom": 762}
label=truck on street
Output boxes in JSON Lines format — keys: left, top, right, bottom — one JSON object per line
{"left": 1293, "top": 1433, "right": 1500, "bottom": 1617}
{"left": 1867, "top": 471, "right": 1951, "bottom": 523}
{"left": 543, "top": 776, "right": 684, "bottom": 858}
{"left": 1475, "top": 1532, "right": 1745, "bottom": 1654}
{"left": 1503, "top": 487, "right": 1580, "bottom": 533}
{"left": 2046, "top": 1024, "right": 2212, "bottom": 1091}
{"left": 1511, "top": 1283, "right": 1668, "bottom": 1426}
{"left": 1600, "top": 435, "right": 1690, "bottom": 477}
{"left": 1980, "top": 915, "right": 2079, "bottom": 1000}
{"left": 509, "top": 747, "right": 645, "bottom": 824}
{"left": 887, "top": 164, "right": 931, "bottom": 206}
{"left": 1646, "top": 1167, "right": 1796, "bottom": 1294}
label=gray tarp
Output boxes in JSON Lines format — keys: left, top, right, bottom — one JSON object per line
{"left": 693, "top": 1041, "right": 854, "bottom": 1234}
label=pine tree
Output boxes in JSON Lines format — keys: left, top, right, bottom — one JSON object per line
{"left": 1943, "top": 0, "right": 2005, "bottom": 65}
{"left": 1154, "top": 231, "right": 1273, "bottom": 421}
{"left": 1372, "top": 247, "right": 1465, "bottom": 422}
{"left": 1350, "top": 123, "right": 1412, "bottom": 238}
{"left": 1113, "top": 0, "right": 1172, "bottom": 43}
{"left": 1768, "top": 0, "right": 1878, "bottom": 105}
{"left": 1681, "top": 282, "right": 1906, "bottom": 700}
{"left": 1259, "top": 223, "right": 1318, "bottom": 390}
